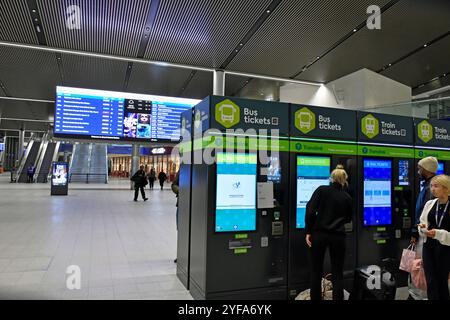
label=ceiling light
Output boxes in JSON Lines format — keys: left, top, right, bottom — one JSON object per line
{"left": 388, "top": 63, "right": 392, "bottom": 66}
{"left": 424, "top": 44, "right": 427, "bottom": 47}
{"left": 266, "top": 10, "right": 271, "bottom": 13}
{"left": 353, "top": 29, "right": 357, "bottom": 32}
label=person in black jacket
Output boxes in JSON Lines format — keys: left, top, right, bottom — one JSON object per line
{"left": 305, "top": 165, "right": 353, "bottom": 300}
{"left": 158, "top": 170, "right": 167, "bottom": 190}
{"left": 131, "top": 165, "right": 148, "bottom": 202}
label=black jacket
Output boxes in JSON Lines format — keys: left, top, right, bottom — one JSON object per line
{"left": 131, "top": 169, "right": 147, "bottom": 187}
{"left": 305, "top": 182, "right": 353, "bottom": 235}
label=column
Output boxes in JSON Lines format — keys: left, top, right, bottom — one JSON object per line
{"left": 130, "top": 144, "right": 140, "bottom": 190}
{"left": 213, "top": 70, "right": 225, "bottom": 96}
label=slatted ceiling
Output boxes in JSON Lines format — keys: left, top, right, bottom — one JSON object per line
{"left": 297, "top": 0, "right": 450, "bottom": 83}
{"left": 127, "top": 63, "right": 192, "bottom": 97}
{"left": 181, "top": 71, "right": 212, "bottom": 100}
{"left": 144, "top": 0, "right": 272, "bottom": 68}
{"left": 0, "top": 46, "right": 61, "bottom": 99}
{"left": 37, "top": 0, "right": 151, "bottom": 57}
{"left": 0, "top": 0, "right": 39, "bottom": 44}
{"left": 414, "top": 77, "right": 450, "bottom": 96}
{"left": 224, "top": 75, "right": 251, "bottom": 96}
{"left": 228, "top": 0, "right": 391, "bottom": 77}
{"left": 381, "top": 36, "right": 450, "bottom": 88}
{"left": 61, "top": 54, "right": 128, "bottom": 91}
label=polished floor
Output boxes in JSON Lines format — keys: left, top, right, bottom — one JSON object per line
{"left": 0, "top": 174, "right": 192, "bottom": 300}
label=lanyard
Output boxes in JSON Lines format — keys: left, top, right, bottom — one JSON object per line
{"left": 435, "top": 201, "right": 449, "bottom": 228}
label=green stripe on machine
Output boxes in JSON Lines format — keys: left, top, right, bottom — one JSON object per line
{"left": 415, "top": 149, "right": 450, "bottom": 160}
{"left": 358, "top": 145, "right": 414, "bottom": 158}
{"left": 290, "top": 141, "right": 357, "bottom": 155}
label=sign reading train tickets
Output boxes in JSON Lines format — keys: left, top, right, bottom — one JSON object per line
{"left": 358, "top": 112, "right": 413, "bottom": 145}
{"left": 290, "top": 105, "right": 357, "bottom": 140}
{"left": 414, "top": 118, "right": 450, "bottom": 148}
{"left": 211, "top": 96, "right": 289, "bottom": 135}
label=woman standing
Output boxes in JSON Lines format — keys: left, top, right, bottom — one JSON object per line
{"left": 418, "top": 174, "right": 450, "bottom": 300}
{"left": 305, "top": 165, "right": 353, "bottom": 300}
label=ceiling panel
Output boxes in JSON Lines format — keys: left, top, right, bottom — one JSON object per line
{"left": 127, "top": 63, "right": 192, "bottom": 97}
{"left": 144, "top": 0, "right": 272, "bottom": 68}
{"left": 37, "top": 0, "right": 151, "bottom": 56}
{"left": 225, "top": 75, "right": 252, "bottom": 97}
{"left": 413, "top": 76, "right": 450, "bottom": 96}
{"left": 381, "top": 35, "right": 450, "bottom": 87}
{"left": 181, "top": 71, "right": 212, "bottom": 100}
{"left": 61, "top": 54, "right": 128, "bottom": 91}
{"left": 0, "top": 46, "right": 61, "bottom": 100}
{"left": 297, "top": 0, "right": 450, "bottom": 83}
{"left": 228, "top": 0, "right": 390, "bottom": 77}
{"left": 0, "top": 0, "right": 38, "bottom": 44}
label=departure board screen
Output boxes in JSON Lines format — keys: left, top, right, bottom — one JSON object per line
{"left": 54, "top": 86, "right": 200, "bottom": 142}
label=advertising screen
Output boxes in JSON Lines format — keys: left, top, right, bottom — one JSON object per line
{"left": 296, "top": 156, "right": 331, "bottom": 229}
{"left": 363, "top": 159, "right": 392, "bottom": 226}
{"left": 267, "top": 156, "right": 281, "bottom": 183}
{"left": 54, "top": 86, "right": 200, "bottom": 142}
{"left": 215, "top": 153, "right": 257, "bottom": 232}
{"left": 52, "top": 162, "right": 68, "bottom": 186}
{"left": 398, "top": 160, "right": 409, "bottom": 186}
{"left": 0, "top": 142, "right": 4, "bottom": 152}
{"left": 437, "top": 162, "right": 445, "bottom": 175}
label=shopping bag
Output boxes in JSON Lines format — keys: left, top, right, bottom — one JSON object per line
{"left": 411, "top": 258, "right": 427, "bottom": 291}
{"left": 399, "top": 244, "right": 416, "bottom": 273}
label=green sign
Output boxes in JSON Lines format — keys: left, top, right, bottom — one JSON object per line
{"left": 290, "top": 141, "right": 357, "bottom": 155}
{"left": 417, "top": 120, "right": 433, "bottom": 143}
{"left": 415, "top": 149, "right": 450, "bottom": 160}
{"left": 361, "top": 114, "right": 380, "bottom": 139}
{"left": 358, "top": 145, "right": 414, "bottom": 158}
{"left": 192, "top": 136, "right": 290, "bottom": 152}
{"left": 235, "top": 234, "right": 248, "bottom": 239}
{"left": 295, "top": 107, "right": 316, "bottom": 134}
{"left": 297, "top": 157, "right": 331, "bottom": 167}
{"left": 234, "top": 248, "right": 248, "bottom": 254}
{"left": 215, "top": 99, "right": 240, "bottom": 128}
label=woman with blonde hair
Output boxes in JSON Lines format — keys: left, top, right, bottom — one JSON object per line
{"left": 418, "top": 174, "right": 450, "bottom": 300}
{"left": 305, "top": 165, "right": 353, "bottom": 300}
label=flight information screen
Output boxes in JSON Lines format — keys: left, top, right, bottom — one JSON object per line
{"left": 54, "top": 86, "right": 200, "bottom": 142}
{"left": 296, "top": 156, "right": 331, "bottom": 229}
{"left": 215, "top": 153, "right": 257, "bottom": 233}
{"left": 363, "top": 159, "right": 392, "bottom": 226}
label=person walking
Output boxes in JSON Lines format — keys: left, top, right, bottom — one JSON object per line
{"left": 27, "top": 165, "right": 35, "bottom": 183}
{"left": 305, "top": 165, "right": 353, "bottom": 300}
{"left": 147, "top": 167, "right": 156, "bottom": 190}
{"left": 418, "top": 174, "right": 450, "bottom": 300}
{"left": 131, "top": 165, "right": 148, "bottom": 202}
{"left": 158, "top": 170, "right": 167, "bottom": 190}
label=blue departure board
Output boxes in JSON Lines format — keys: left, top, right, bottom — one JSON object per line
{"left": 54, "top": 86, "right": 200, "bottom": 142}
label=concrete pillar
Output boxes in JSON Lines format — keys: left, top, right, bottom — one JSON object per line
{"left": 130, "top": 144, "right": 140, "bottom": 189}
{"left": 213, "top": 70, "right": 225, "bottom": 96}
{"left": 18, "top": 129, "right": 25, "bottom": 164}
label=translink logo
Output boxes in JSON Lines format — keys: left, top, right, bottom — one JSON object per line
{"left": 215, "top": 99, "right": 240, "bottom": 128}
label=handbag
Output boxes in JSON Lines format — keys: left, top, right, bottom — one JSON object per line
{"left": 411, "top": 258, "right": 427, "bottom": 291}
{"left": 399, "top": 244, "right": 416, "bottom": 273}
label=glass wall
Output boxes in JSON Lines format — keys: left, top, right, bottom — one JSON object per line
{"left": 110, "top": 154, "right": 179, "bottom": 180}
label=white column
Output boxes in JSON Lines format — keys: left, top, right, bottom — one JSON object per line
{"left": 131, "top": 144, "right": 140, "bottom": 189}
{"left": 213, "top": 70, "right": 225, "bottom": 96}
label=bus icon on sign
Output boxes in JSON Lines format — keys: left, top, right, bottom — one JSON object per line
{"left": 299, "top": 112, "right": 313, "bottom": 129}
{"left": 365, "top": 118, "right": 376, "bottom": 135}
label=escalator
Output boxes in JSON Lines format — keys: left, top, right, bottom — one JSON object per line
{"left": 36, "top": 142, "right": 59, "bottom": 183}
{"left": 17, "top": 141, "right": 41, "bottom": 183}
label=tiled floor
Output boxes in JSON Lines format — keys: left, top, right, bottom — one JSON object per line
{"left": 0, "top": 174, "right": 192, "bottom": 300}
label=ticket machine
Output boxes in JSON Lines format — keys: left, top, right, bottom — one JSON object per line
{"left": 356, "top": 112, "right": 415, "bottom": 286}
{"left": 288, "top": 104, "right": 358, "bottom": 298}
{"left": 188, "top": 96, "right": 290, "bottom": 299}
